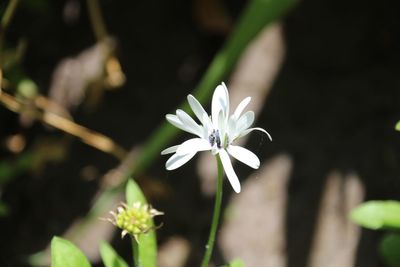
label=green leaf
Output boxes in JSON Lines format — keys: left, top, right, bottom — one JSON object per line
{"left": 126, "top": 179, "right": 146, "bottom": 206}
{"left": 380, "top": 233, "right": 400, "bottom": 267}
{"left": 229, "top": 258, "right": 246, "bottom": 267}
{"left": 51, "top": 236, "right": 91, "bottom": 267}
{"left": 125, "top": 179, "right": 157, "bottom": 267}
{"left": 396, "top": 121, "right": 400, "bottom": 131}
{"left": 100, "top": 241, "right": 129, "bottom": 267}
{"left": 350, "top": 201, "right": 400, "bottom": 230}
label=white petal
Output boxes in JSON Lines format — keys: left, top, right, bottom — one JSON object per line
{"left": 187, "top": 94, "right": 208, "bottom": 124}
{"left": 176, "top": 109, "right": 203, "bottom": 137}
{"left": 227, "top": 145, "right": 260, "bottom": 169}
{"left": 218, "top": 111, "right": 226, "bottom": 145}
{"left": 220, "top": 83, "right": 230, "bottom": 117}
{"left": 166, "top": 114, "right": 198, "bottom": 136}
{"left": 166, "top": 114, "right": 183, "bottom": 127}
{"left": 161, "top": 145, "right": 179, "bottom": 155}
{"left": 219, "top": 149, "right": 241, "bottom": 193}
{"left": 211, "top": 83, "right": 229, "bottom": 129}
{"left": 176, "top": 138, "right": 211, "bottom": 155}
{"left": 233, "top": 97, "right": 251, "bottom": 119}
{"left": 235, "top": 111, "right": 255, "bottom": 134}
{"left": 238, "top": 127, "right": 272, "bottom": 141}
{"left": 166, "top": 152, "right": 196, "bottom": 170}
{"left": 202, "top": 113, "right": 213, "bottom": 134}
{"left": 211, "top": 147, "right": 219, "bottom": 155}
{"left": 227, "top": 116, "right": 237, "bottom": 138}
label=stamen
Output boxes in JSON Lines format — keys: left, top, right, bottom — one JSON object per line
{"left": 209, "top": 130, "right": 222, "bottom": 149}
{"left": 209, "top": 130, "right": 216, "bottom": 146}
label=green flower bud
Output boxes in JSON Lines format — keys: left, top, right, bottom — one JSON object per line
{"left": 107, "top": 201, "right": 163, "bottom": 241}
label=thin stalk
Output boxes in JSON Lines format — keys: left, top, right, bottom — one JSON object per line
{"left": 200, "top": 155, "right": 223, "bottom": 267}
{"left": 1, "top": 0, "right": 20, "bottom": 35}
{"left": 132, "top": 238, "right": 140, "bottom": 267}
{"left": 0, "top": 0, "right": 21, "bottom": 56}
{"left": 0, "top": 68, "right": 3, "bottom": 92}
{"left": 86, "top": 0, "right": 108, "bottom": 41}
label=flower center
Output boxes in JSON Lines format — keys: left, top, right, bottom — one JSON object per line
{"left": 209, "top": 129, "right": 222, "bottom": 149}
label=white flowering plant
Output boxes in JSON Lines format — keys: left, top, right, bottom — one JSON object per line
{"left": 162, "top": 82, "right": 271, "bottom": 193}
{"left": 162, "top": 82, "right": 271, "bottom": 267}
{"left": 49, "top": 83, "right": 270, "bottom": 267}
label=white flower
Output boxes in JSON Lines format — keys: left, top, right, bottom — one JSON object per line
{"left": 161, "top": 82, "right": 272, "bottom": 193}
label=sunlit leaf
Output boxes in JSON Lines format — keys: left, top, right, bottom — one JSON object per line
{"left": 100, "top": 241, "right": 128, "bottom": 267}
{"left": 350, "top": 201, "right": 400, "bottom": 230}
{"left": 380, "top": 233, "right": 400, "bottom": 267}
{"left": 229, "top": 258, "right": 246, "bottom": 267}
{"left": 51, "top": 236, "right": 91, "bottom": 267}
{"left": 395, "top": 121, "right": 400, "bottom": 131}
{"left": 125, "top": 179, "right": 157, "bottom": 267}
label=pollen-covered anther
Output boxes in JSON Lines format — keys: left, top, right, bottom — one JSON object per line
{"left": 106, "top": 201, "right": 163, "bottom": 241}
{"left": 209, "top": 129, "right": 222, "bottom": 149}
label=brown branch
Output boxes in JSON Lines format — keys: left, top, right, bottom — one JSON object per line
{"left": 0, "top": 86, "right": 127, "bottom": 160}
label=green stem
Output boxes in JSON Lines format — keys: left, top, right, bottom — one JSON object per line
{"left": 200, "top": 155, "right": 223, "bottom": 267}
{"left": 132, "top": 238, "right": 140, "bottom": 267}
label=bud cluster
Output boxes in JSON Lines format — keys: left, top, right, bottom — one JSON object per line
{"left": 108, "top": 202, "right": 163, "bottom": 241}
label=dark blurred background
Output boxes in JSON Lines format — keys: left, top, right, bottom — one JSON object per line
{"left": 1, "top": 0, "right": 400, "bottom": 266}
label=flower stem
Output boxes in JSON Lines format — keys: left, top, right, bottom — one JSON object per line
{"left": 200, "top": 155, "right": 223, "bottom": 267}
{"left": 132, "top": 238, "right": 140, "bottom": 267}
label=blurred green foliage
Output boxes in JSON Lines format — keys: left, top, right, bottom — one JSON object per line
{"left": 51, "top": 236, "right": 91, "bottom": 267}
{"left": 395, "top": 121, "right": 400, "bottom": 131}
{"left": 351, "top": 201, "right": 400, "bottom": 230}
{"left": 100, "top": 241, "right": 129, "bottom": 267}
{"left": 0, "top": 152, "right": 33, "bottom": 185}
{"left": 228, "top": 258, "right": 246, "bottom": 267}
{"left": 380, "top": 234, "right": 400, "bottom": 267}
{"left": 51, "top": 237, "right": 131, "bottom": 267}
{"left": 351, "top": 200, "right": 400, "bottom": 267}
